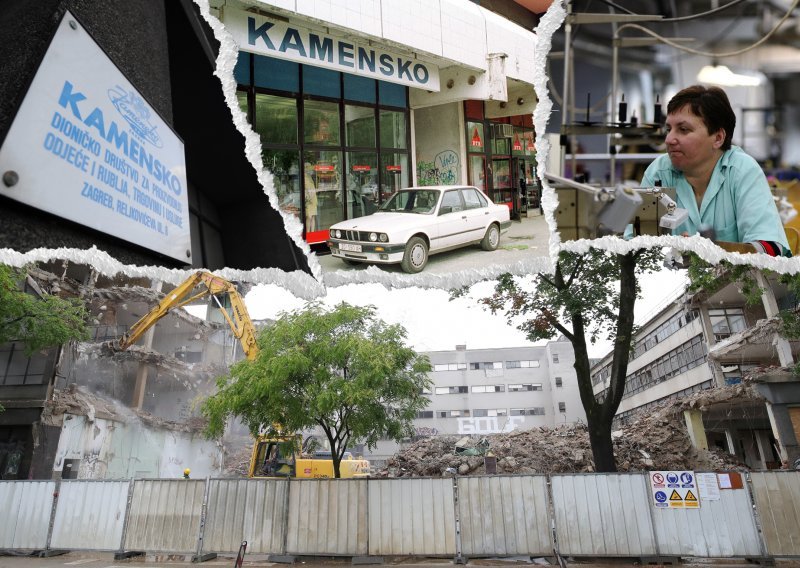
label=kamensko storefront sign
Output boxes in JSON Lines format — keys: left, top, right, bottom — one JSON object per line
{"left": 224, "top": 8, "right": 441, "bottom": 91}
{"left": 0, "top": 11, "right": 190, "bottom": 263}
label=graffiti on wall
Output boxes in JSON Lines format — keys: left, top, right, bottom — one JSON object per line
{"left": 417, "top": 150, "right": 459, "bottom": 186}
{"left": 457, "top": 416, "right": 526, "bottom": 435}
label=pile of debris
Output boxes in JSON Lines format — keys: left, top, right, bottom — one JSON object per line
{"left": 384, "top": 386, "right": 757, "bottom": 477}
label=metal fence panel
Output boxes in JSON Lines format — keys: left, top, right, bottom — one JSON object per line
{"left": 50, "top": 480, "right": 131, "bottom": 551}
{"left": 0, "top": 481, "right": 56, "bottom": 550}
{"left": 123, "top": 479, "right": 205, "bottom": 553}
{"left": 748, "top": 472, "right": 800, "bottom": 557}
{"left": 458, "top": 475, "right": 552, "bottom": 557}
{"left": 551, "top": 474, "right": 657, "bottom": 557}
{"left": 368, "top": 478, "right": 456, "bottom": 556}
{"left": 202, "top": 479, "right": 288, "bottom": 554}
{"left": 651, "top": 475, "right": 761, "bottom": 557}
{"left": 286, "top": 479, "right": 367, "bottom": 556}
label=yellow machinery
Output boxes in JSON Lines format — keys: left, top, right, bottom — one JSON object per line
{"left": 115, "top": 270, "right": 258, "bottom": 360}
{"left": 248, "top": 435, "right": 370, "bottom": 479}
{"left": 115, "top": 271, "right": 370, "bottom": 478}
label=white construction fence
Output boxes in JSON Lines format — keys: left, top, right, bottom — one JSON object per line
{"left": 1, "top": 472, "right": 797, "bottom": 561}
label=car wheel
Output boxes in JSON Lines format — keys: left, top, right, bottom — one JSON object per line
{"left": 401, "top": 236, "right": 429, "bottom": 273}
{"left": 481, "top": 223, "right": 500, "bottom": 251}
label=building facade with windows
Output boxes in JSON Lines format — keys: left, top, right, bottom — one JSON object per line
{"left": 367, "top": 341, "right": 586, "bottom": 464}
{"left": 215, "top": 0, "right": 543, "bottom": 246}
{"left": 591, "top": 271, "right": 800, "bottom": 470}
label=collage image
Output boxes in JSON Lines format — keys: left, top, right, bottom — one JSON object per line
{"left": 2, "top": 0, "right": 800, "bottom": 564}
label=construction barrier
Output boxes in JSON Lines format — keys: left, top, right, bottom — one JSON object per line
{"left": 551, "top": 473, "right": 658, "bottom": 557}
{"left": 1, "top": 472, "right": 799, "bottom": 560}
{"left": 50, "top": 480, "right": 131, "bottom": 551}
{"left": 286, "top": 478, "right": 367, "bottom": 556}
{"left": 750, "top": 471, "right": 800, "bottom": 556}
{"left": 0, "top": 481, "right": 56, "bottom": 550}
{"left": 457, "top": 475, "right": 552, "bottom": 557}
{"left": 202, "top": 478, "right": 288, "bottom": 555}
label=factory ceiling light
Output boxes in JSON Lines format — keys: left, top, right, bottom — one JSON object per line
{"left": 696, "top": 63, "right": 765, "bottom": 87}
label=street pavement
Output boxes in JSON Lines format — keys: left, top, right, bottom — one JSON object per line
{"left": 2, "top": 552, "right": 799, "bottom": 568}
{"left": 314, "top": 211, "right": 554, "bottom": 287}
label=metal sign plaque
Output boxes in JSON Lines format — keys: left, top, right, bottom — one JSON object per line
{"left": 0, "top": 11, "right": 191, "bottom": 262}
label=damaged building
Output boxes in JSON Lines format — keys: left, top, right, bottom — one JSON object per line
{"left": 0, "top": 262, "right": 253, "bottom": 480}
{"left": 592, "top": 268, "right": 800, "bottom": 470}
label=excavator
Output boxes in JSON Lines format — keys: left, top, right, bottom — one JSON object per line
{"left": 114, "top": 270, "right": 370, "bottom": 479}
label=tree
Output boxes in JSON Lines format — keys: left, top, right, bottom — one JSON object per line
{"left": 479, "top": 248, "right": 662, "bottom": 472}
{"left": 202, "top": 302, "right": 432, "bottom": 478}
{"left": 0, "top": 265, "right": 89, "bottom": 355}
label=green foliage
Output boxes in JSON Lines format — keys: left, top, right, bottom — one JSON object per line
{"left": 481, "top": 248, "right": 662, "bottom": 345}
{"left": 0, "top": 265, "right": 90, "bottom": 356}
{"left": 202, "top": 302, "right": 432, "bottom": 474}
{"left": 686, "top": 255, "right": 763, "bottom": 306}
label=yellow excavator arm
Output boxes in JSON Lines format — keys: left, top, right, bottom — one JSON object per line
{"left": 116, "top": 271, "right": 259, "bottom": 360}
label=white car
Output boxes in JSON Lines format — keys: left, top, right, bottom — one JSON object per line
{"left": 327, "top": 185, "right": 511, "bottom": 273}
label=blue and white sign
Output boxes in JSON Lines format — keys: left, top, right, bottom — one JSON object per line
{"left": 223, "top": 8, "right": 440, "bottom": 91}
{"left": 650, "top": 470, "right": 700, "bottom": 509}
{"left": 0, "top": 11, "right": 190, "bottom": 263}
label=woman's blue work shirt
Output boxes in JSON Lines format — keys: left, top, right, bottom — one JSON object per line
{"left": 640, "top": 146, "right": 789, "bottom": 250}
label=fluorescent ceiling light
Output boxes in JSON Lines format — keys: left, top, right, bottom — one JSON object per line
{"left": 697, "top": 64, "right": 764, "bottom": 87}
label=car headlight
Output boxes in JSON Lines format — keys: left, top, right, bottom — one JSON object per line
{"left": 332, "top": 229, "right": 340, "bottom": 239}
{"left": 369, "top": 232, "right": 378, "bottom": 242}
{"left": 379, "top": 233, "right": 388, "bottom": 242}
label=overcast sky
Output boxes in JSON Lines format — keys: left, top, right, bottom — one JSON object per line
{"left": 242, "top": 265, "right": 688, "bottom": 359}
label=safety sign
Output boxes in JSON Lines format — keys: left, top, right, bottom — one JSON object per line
{"left": 649, "top": 470, "right": 700, "bottom": 508}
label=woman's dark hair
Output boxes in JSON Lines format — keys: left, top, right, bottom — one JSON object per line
{"left": 667, "top": 85, "right": 736, "bottom": 150}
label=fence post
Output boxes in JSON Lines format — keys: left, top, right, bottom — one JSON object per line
{"left": 193, "top": 477, "right": 217, "bottom": 562}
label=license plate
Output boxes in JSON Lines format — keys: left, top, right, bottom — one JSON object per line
{"left": 339, "top": 243, "right": 362, "bottom": 252}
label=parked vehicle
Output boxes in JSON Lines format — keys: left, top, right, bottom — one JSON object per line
{"left": 327, "top": 185, "right": 511, "bottom": 273}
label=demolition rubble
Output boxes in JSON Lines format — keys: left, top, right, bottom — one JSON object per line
{"left": 383, "top": 384, "right": 759, "bottom": 477}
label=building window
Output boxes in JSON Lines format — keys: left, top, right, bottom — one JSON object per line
{"left": 552, "top": 354, "right": 559, "bottom": 363}
{"left": 510, "top": 407, "right": 546, "bottom": 416}
{"left": 708, "top": 308, "right": 747, "bottom": 341}
{"left": 470, "top": 361, "right": 503, "bottom": 370}
{"left": 506, "top": 360, "right": 540, "bottom": 369}
{"left": 416, "top": 410, "right": 434, "bottom": 419}
{"left": 435, "top": 386, "right": 468, "bottom": 395}
{"left": 508, "top": 383, "right": 543, "bottom": 392}
{"left": 471, "top": 385, "right": 505, "bottom": 393}
{"left": 434, "top": 362, "right": 467, "bottom": 372}
{"left": 558, "top": 402, "right": 566, "bottom": 413}
{"left": 438, "top": 410, "right": 469, "bottom": 418}
{"left": 472, "top": 408, "right": 508, "bottom": 417}
{"left": 0, "top": 342, "right": 50, "bottom": 386}
{"left": 555, "top": 377, "right": 563, "bottom": 388}
{"left": 631, "top": 309, "right": 700, "bottom": 360}
{"left": 720, "top": 363, "right": 758, "bottom": 385}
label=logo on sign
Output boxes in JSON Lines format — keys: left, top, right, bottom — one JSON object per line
{"left": 108, "top": 86, "right": 163, "bottom": 148}
{"left": 652, "top": 473, "right": 665, "bottom": 485}
{"left": 680, "top": 472, "right": 694, "bottom": 486}
{"left": 666, "top": 472, "right": 679, "bottom": 486}
{"left": 655, "top": 491, "right": 667, "bottom": 502}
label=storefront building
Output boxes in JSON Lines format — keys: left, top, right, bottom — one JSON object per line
{"left": 219, "top": 0, "right": 541, "bottom": 245}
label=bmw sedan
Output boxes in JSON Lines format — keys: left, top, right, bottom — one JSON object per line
{"left": 327, "top": 185, "right": 511, "bottom": 273}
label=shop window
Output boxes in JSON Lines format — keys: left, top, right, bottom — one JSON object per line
{"left": 304, "top": 100, "right": 341, "bottom": 146}
{"left": 345, "top": 105, "right": 376, "bottom": 148}
{"left": 255, "top": 94, "right": 298, "bottom": 145}
{"left": 379, "top": 82, "right": 407, "bottom": 107}
{"left": 379, "top": 110, "right": 407, "bottom": 149}
{"left": 380, "top": 153, "right": 408, "bottom": 199}
{"left": 344, "top": 74, "right": 376, "bottom": 104}
{"left": 346, "top": 151, "right": 379, "bottom": 218}
{"left": 469, "top": 155, "right": 487, "bottom": 191}
{"left": 467, "top": 122, "right": 485, "bottom": 151}
{"left": 303, "top": 66, "right": 340, "bottom": 98}
{"left": 254, "top": 57, "right": 299, "bottom": 92}
{"left": 236, "top": 91, "right": 249, "bottom": 121}
{"left": 304, "top": 151, "right": 343, "bottom": 232}
{"left": 262, "top": 150, "right": 301, "bottom": 220}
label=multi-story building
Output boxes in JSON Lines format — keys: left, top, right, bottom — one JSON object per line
{"left": 591, "top": 270, "right": 800, "bottom": 470}
{"left": 367, "top": 341, "right": 586, "bottom": 463}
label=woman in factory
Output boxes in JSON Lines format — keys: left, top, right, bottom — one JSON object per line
{"left": 641, "top": 85, "right": 790, "bottom": 256}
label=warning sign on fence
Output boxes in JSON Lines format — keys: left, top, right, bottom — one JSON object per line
{"left": 650, "top": 470, "right": 700, "bottom": 509}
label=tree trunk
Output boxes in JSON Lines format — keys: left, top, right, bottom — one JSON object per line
{"left": 332, "top": 454, "right": 341, "bottom": 478}
{"left": 587, "top": 413, "right": 616, "bottom": 472}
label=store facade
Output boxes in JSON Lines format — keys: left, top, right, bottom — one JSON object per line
{"left": 220, "top": 0, "right": 540, "bottom": 245}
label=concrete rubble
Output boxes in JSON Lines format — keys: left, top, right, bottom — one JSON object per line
{"left": 383, "top": 385, "right": 760, "bottom": 477}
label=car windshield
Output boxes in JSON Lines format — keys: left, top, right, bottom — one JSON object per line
{"left": 379, "top": 190, "right": 440, "bottom": 214}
